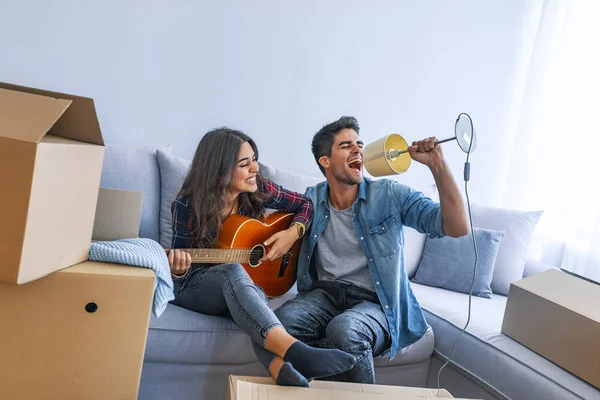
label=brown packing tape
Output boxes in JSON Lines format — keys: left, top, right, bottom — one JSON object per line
{"left": 93, "top": 188, "right": 144, "bottom": 241}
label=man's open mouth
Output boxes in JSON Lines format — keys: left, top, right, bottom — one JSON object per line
{"left": 348, "top": 158, "right": 362, "bottom": 171}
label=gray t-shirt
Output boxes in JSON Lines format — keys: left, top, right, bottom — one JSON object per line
{"left": 314, "top": 201, "right": 376, "bottom": 293}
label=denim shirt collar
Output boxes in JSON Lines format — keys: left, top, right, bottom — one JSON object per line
{"left": 317, "top": 178, "right": 369, "bottom": 209}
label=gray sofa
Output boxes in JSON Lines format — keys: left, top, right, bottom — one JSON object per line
{"left": 99, "top": 144, "right": 599, "bottom": 400}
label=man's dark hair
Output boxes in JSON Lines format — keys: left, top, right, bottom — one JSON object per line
{"left": 311, "top": 116, "right": 360, "bottom": 176}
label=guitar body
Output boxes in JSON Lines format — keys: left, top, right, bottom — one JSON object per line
{"left": 215, "top": 212, "right": 300, "bottom": 297}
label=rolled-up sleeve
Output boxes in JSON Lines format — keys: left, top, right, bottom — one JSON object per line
{"left": 392, "top": 182, "right": 445, "bottom": 239}
{"left": 261, "top": 179, "right": 313, "bottom": 230}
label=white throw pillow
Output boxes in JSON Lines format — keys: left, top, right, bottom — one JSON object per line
{"left": 404, "top": 183, "right": 438, "bottom": 279}
{"left": 470, "top": 204, "right": 543, "bottom": 295}
{"left": 404, "top": 227, "right": 426, "bottom": 279}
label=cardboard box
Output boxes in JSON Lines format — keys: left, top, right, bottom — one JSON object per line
{"left": 0, "top": 82, "right": 105, "bottom": 284}
{"left": 92, "top": 188, "right": 144, "bottom": 241}
{"left": 501, "top": 269, "right": 600, "bottom": 388}
{"left": 227, "top": 376, "right": 457, "bottom": 400}
{"left": 0, "top": 261, "right": 155, "bottom": 400}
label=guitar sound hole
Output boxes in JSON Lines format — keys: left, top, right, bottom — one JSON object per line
{"left": 249, "top": 245, "right": 265, "bottom": 267}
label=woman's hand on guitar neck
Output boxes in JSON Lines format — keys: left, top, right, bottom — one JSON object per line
{"left": 168, "top": 249, "right": 192, "bottom": 278}
{"left": 260, "top": 227, "right": 299, "bottom": 263}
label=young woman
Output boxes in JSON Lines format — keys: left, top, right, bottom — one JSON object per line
{"left": 168, "top": 128, "right": 356, "bottom": 387}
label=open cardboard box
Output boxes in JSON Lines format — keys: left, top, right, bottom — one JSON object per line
{"left": 227, "top": 376, "right": 465, "bottom": 400}
{"left": 0, "top": 82, "right": 105, "bottom": 284}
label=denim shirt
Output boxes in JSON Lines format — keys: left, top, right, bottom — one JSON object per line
{"left": 297, "top": 178, "right": 445, "bottom": 359}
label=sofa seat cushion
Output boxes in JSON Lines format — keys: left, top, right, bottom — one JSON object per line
{"left": 146, "top": 287, "right": 434, "bottom": 367}
{"left": 411, "top": 283, "right": 599, "bottom": 400}
{"left": 146, "top": 303, "right": 259, "bottom": 365}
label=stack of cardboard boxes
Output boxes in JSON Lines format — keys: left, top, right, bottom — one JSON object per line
{"left": 0, "top": 83, "right": 155, "bottom": 400}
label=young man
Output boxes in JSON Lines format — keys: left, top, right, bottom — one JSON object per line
{"left": 273, "top": 116, "right": 470, "bottom": 383}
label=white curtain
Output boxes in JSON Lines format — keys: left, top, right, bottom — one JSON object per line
{"left": 501, "top": 0, "right": 600, "bottom": 281}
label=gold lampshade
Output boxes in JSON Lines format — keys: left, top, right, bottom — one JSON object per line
{"left": 363, "top": 133, "right": 412, "bottom": 177}
{"left": 363, "top": 114, "right": 476, "bottom": 177}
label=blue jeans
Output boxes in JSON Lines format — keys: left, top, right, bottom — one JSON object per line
{"left": 171, "top": 264, "right": 283, "bottom": 354}
{"left": 265, "top": 280, "right": 391, "bottom": 383}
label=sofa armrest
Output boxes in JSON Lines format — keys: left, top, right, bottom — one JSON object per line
{"left": 523, "top": 258, "right": 557, "bottom": 278}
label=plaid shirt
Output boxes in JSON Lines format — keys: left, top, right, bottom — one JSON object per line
{"left": 171, "top": 178, "right": 313, "bottom": 249}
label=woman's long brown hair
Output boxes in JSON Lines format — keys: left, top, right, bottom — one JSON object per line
{"left": 177, "top": 128, "right": 268, "bottom": 248}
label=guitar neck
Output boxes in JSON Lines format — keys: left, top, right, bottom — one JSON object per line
{"left": 164, "top": 248, "right": 254, "bottom": 264}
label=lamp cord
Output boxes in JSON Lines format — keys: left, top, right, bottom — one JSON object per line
{"left": 436, "top": 113, "right": 478, "bottom": 390}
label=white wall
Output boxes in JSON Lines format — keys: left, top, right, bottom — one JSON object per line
{"left": 0, "top": 0, "right": 543, "bottom": 205}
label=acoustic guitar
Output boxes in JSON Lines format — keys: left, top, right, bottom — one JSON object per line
{"left": 165, "top": 212, "right": 300, "bottom": 297}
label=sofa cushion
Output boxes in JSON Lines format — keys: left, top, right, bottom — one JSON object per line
{"left": 411, "top": 283, "right": 599, "bottom": 400}
{"left": 100, "top": 144, "right": 170, "bottom": 242}
{"left": 147, "top": 294, "right": 434, "bottom": 367}
{"left": 146, "top": 303, "right": 259, "bottom": 365}
{"left": 471, "top": 205, "right": 543, "bottom": 295}
{"left": 412, "top": 228, "right": 504, "bottom": 298}
{"left": 258, "top": 162, "right": 322, "bottom": 194}
{"left": 156, "top": 150, "right": 191, "bottom": 248}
